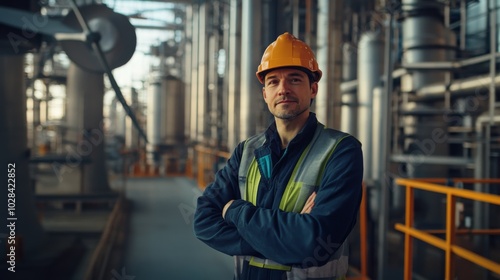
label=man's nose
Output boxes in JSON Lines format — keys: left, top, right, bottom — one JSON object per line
{"left": 277, "top": 80, "right": 290, "bottom": 95}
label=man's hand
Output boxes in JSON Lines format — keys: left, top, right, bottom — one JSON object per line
{"left": 300, "top": 192, "right": 316, "bottom": 214}
{"left": 222, "top": 200, "right": 235, "bottom": 219}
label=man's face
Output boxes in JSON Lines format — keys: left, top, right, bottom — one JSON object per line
{"left": 262, "top": 68, "right": 318, "bottom": 121}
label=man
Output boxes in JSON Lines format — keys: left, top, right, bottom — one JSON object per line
{"left": 194, "top": 32, "right": 363, "bottom": 280}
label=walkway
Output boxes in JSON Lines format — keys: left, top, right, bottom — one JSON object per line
{"left": 123, "top": 177, "right": 233, "bottom": 280}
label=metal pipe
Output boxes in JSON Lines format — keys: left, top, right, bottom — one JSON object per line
{"left": 227, "top": 0, "right": 242, "bottom": 150}
{"left": 190, "top": 3, "right": 199, "bottom": 144}
{"left": 340, "top": 43, "right": 357, "bottom": 135}
{"left": 305, "top": 0, "right": 312, "bottom": 45}
{"left": 197, "top": 2, "right": 208, "bottom": 143}
{"left": 183, "top": 4, "right": 193, "bottom": 147}
{"left": 460, "top": 0, "right": 467, "bottom": 51}
{"left": 331, "top": 0, "right": 344, "bottom": 129}
{"left": 316, "top": 0, "right": 343, "bottom": 128}
{"left": 476, "top": 3, "right": 499, "bottom": 277}
{"left": 340, "top": 79, "right": 358, "bottom": 94}
{"left": 315, "top": 0, "right": 331, "bottom": 124}
{"left": 357, "top": 31, "right": 385, "bottom": 180}
{"left": 372, "top": 87, "right": 384, "bottom": 180}
{"left": 147, "top": 77, "right": 162, "bottom": 150}
{"left": 208, "top": 28, "right": 219, "bottom": 143}
{"left": 239, "top": 0, "right": 262, "bottom": 139}
{"left": 489, "top": 0, "right": 497, "bottom": 126}
{"left": 415, "top": 72, "right": 500, "bottom": 100}
{"left": 391, "top": 154, "right": 474, "bottom": 166}
{"left": 377, "top": 10, "right": 395, "bottom": 279}
{"left": 208, "top": 1, "right": 222, "bottom": 146}
{"left": 221, "top": 2, "right": 230, "bottom": 149}
{"left": 401, "top": 52, "right": 500, "bottom": 70}
{"left": 473, "top": 109, "right": 500, "bottom": 280}
{"left": 292, "top": 0, "right": 299, "bottom": 37}
{"left": 340, "top": 68, "right": 408, "bottom": 93}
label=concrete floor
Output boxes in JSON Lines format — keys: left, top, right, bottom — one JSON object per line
{"left": 123, "top": 177, "right": 234, "bottom": 280}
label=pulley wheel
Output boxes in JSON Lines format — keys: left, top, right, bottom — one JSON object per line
{"left": 61, "top": 4, "right": 136, "bottom": 73}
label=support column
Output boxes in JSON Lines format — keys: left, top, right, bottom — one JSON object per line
{"left": 240, "top": 0, "right": 262, "bottom": 139}
{"left": 62, "top": 63, "right": 110, "bottom": 194}
{"left": 0, "top": 54, "right": 46, "bottom": 260}
{"left": 227, "top": 0, "right": 242, "bottom": 149}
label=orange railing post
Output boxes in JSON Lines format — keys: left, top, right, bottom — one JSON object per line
{"left": 403, "top": 182, "right": 414, "bottom": 280}
{"left": 445, "top": 192, "right": 456, "bottom": 280}
{"left": 359, "top": 183, "right": 368, "bottom": 278}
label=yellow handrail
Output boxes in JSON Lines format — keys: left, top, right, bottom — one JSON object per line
{"left": 394, "top": 178, "right": 500, "bottom": 280}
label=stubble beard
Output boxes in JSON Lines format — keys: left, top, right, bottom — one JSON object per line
{"left": 272, "top": 106, "right": 309, "bottom": 120}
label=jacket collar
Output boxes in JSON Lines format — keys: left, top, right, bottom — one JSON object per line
{"left": 264, "top": 112, "right": 319, "bottom": 151}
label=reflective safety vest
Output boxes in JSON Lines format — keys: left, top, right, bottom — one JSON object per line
{"left": 235, "top": 122, "right": 351, "bottom": 280}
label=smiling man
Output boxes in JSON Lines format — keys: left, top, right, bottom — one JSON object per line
{"left": 194, "top": 32, "right": 364, "bottom": 280}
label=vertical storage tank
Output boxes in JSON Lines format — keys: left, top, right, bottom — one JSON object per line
{"left": 399, "top": 1, "right": 456, "bottom": 278}
{"left": 400, "top": 0, "right": 455, "bottom": 178}
{"left": 146, "top": 74, "right": 186, "bottom": 167}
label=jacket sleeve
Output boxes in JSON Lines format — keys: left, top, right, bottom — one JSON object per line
{"left": 223, "top": 136, "right": 363, "bottom": 266}
{"left": 193, "top": 143, "right": 262, "bottom": 257}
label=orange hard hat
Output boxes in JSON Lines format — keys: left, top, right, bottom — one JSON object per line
{"left": 256, "top": 32, "right": 322, "bottom": 84}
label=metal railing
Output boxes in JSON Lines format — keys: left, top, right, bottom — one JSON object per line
{"left": 193, "top": 145, "right": 231, "bottom": 189}
{"left": 84, "top": 194, "right": 129, "bottom": 280}
{"left": 394, "top": 178, "right": 500, "bottom": 280}
{"left": 347, "top": 182, "right": 370, "bottom": 280}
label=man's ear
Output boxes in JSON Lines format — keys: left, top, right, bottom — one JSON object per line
{"left": 311, "top": 82, "right": 318, "bottom": 98}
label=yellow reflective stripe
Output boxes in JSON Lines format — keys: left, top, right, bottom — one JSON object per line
{"left": 315, "top": 134, "right": 350, "bottom": 186}
{"left": 249, "top": 257, "right": 291, "bottom": 271}
{"left": 246, "top": 158, "right": 260, "bottom": 205}
{"left": 279, "top": 181, "right": 304, "bottom": 212}
{"left": 279, "top": 143, "right": 312, "bottom": 212}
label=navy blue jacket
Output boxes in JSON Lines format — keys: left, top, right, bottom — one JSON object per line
{"left": 193, "top": 113, "right": 363, "bottom": 278}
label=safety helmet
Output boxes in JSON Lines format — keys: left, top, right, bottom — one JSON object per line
{"left": 256, "top": 32, "right": 322, "bottom": 84}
